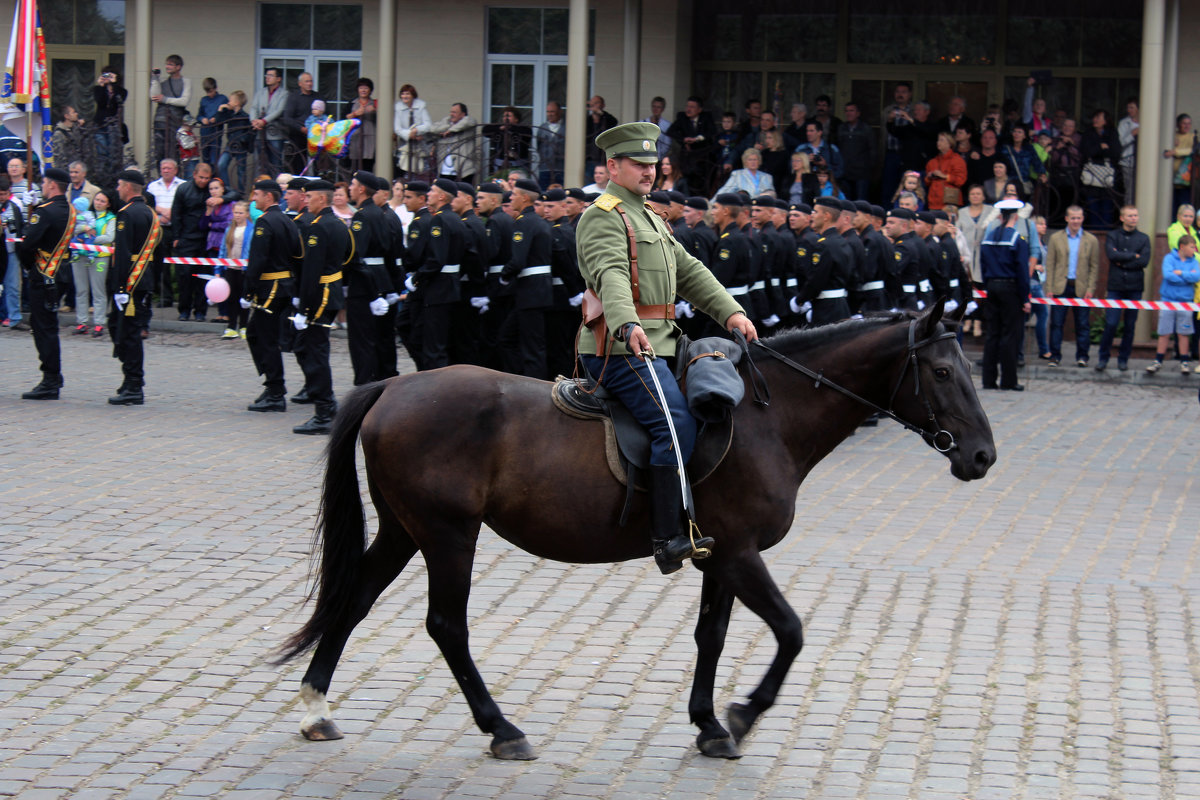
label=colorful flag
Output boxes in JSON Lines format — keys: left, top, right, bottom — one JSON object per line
{"left": 1, "top": 1, "right": 52, "bottom": 165}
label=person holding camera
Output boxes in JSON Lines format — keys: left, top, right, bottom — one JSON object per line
{"left": 150, "top": 55, "right": 192, "bottom": 166}
{"left": 92, "top": 66, "right": 127, "bottom": 165}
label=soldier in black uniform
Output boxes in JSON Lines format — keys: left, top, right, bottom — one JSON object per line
{"left": 885, "top": 207, "right": 924, "bottom": 311}
{"left": 394, "top": 180, "right": 430, "bottom": 369}
{"left": 405, "top": 178, "right": 467, "bottom": 370}
{"left": 706, "top": 194, "right": 755, "bottom": 339}
{"left": 736, "top": 201, "right": 770, "bottom": 325}
{"left": 106, "top": 170, "right": 161, "bottom": 406}
{"left": 853, "top": 201, "right": 892, "bottom": 313}
{"left": 345, "top": 170, "right": 395, "bottom": 385}
{"left": 474, "top": 183, "right": 513, "bottom": 371}
{"left": 498, "top": 178, "right": 553, "bottom": 378}
{"left": 682, "top": 197, "right": 716, "bottom": 265}
{"left": 770, "top": 198, "right": 796, "bottom": 319}
{"left": 291, "top": 179, "right": 351, "bottom": 435}
{"left": 750, "top": 195, "right": 785, "bottom": 330}
{"left": 449, "top": 181, "right": 488, "bottom": 366}
{"left": 786, "top": 202, "right": 819, "bottom": 324}
{"left": 16, "top": 167, "right": 75, "bottom": 400}
{"left": 931, "top": 210, "right": 966, "bottom": 307}
{"left": 373, "top": 174, "right": 405, "bottom": 379}
{"left": 915, "top": 211, "right": 941, "bottom": 309}
{"left": 563, "top": 188, "right": 586, "bottom": 227}
{"left": 795, "top": 197, "right": 852, "bottom": 326}
{"left": 242, "top": 179, "right": 302, "bottom": 411}
{"left": 279, "top": 176, "right": 313, "bottom": 404}
{"left": 835, "top": 198, "right": 867, "bottom": 314}
{"left": 543, "top": 188, "right": 584, "bottom": 377}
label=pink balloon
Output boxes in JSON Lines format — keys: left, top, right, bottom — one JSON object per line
{"left": 205, "top": 276, "right": 231, "bottom": 303}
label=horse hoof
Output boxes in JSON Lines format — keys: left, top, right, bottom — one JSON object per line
{"left": 697, "top": 734, "right": 742, "bottom": 759}
{"left": 727, "top": 702, "right": 757, "bottom": 744}
{"left": 302, "top": 719, "right": 344, "bottom": 741}
{"left": 490, "top": 735, "right": 538, "bottom": 760}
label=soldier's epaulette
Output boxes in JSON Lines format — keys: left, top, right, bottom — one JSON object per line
{"left": 593, "top": 194, "right": 621, "bottom": 212}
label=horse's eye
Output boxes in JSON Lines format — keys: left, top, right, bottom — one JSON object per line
{"left": 935, "top": 367, "right": 950, "bottom": 380}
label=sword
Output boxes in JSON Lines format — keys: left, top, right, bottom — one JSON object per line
{"left": 642, "top": 351, "right": 710, "bottom": 559}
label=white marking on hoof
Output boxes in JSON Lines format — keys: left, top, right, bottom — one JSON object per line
{"left": 299, "top": 684, "right": 334, "bottom": 735}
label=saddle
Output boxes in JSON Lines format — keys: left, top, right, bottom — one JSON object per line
{"left": 551, "top": 375, "right": 734, "bottom": 491}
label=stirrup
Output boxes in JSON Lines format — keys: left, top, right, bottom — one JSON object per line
{"left": 686, "top": 520, "right": 713, "bottom": 560}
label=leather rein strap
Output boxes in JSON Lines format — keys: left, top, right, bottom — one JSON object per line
{"left": 747, "top": 319, "right": 959, "bottom": 453}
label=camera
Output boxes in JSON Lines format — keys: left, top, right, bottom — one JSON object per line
{"left": 152, "top": 68, "right": 161, "bottom": 75}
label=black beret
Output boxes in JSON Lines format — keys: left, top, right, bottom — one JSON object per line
{"left": 647, "top": 190, "right": 671, "bottom": 204}
{"left": 285, "top": 176, "right": 309, "bottom": 190}
{"left": 930, "top": 209, "right": 949, "bottom": 221}
{"left": 853, "top": 200, "right": 873, "bottom": 214}
{"left": 773, "top": 198, "right": 790, "bottom": 211}
{"left": 566, "top": 188, "right": 587, "bottom": 201}
{"left": 117, "top": 169, "right": 146, "bottom": 186}
{"left": 887, "top": 207, "right": 916, "bottom": 221}
{"left": 44, "top": 167, "right": 70, "bottom": 184}
{"left": 838, "top": 198, "right": 857, "bottom": 213}
{"left": 502, "top": 191, "right": 513, "bottom": 203}
{"left": 305, "top": 179, "right": 334, "bottom": 192}
{"left": 813, "top": 197, "right": 842, "bottom": 211}
{"left": 685, "top": 196, "right": 709, "bottom": 211}
{"left": 455, "top": 181, "right": 475, "bottom": 196}
{"left": 477, "top": 182, "right": 504, "bottom": 195}
{"left": 915, "top": 211, "right": 936, "bottom": 225}
{"left": 870, "top": 204, "right": 888, "bottom": 220}
{"left": 584, "top": 192, "right": 601, "bottom": 202}
{"left": 406, "top": 180, "right": 430, "bottom": 194}
{"left": 352, "top": 170, "right": 376, "bottom": 188}
{"left": 373, "top": 175, "right": 392, "bottom": 192}
{"left": 714, "top": 193, "right": 744, "bottom": 207}
{"left": 253, "top": 179, "right": 281, "bottom": 195}
{"left": 433, "top": 178, "right": 459, "bottom": 196}
{"left": 541, "top": 188, "right": 566, "bottom": 202}
{"left": 751, "top": 194, "right": 776, "bottom": 208}
{"left": 789, "top": 203, "right": 812, "bottom": 214}
{"left": 513, "top": 178, "right": 541, "bottom": 194}
{"left": 667, "top": 191, "right": 687, "bottom": 205}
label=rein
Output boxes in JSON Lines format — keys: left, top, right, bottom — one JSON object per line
{"left": 742, "top": 320, "right": 960, "bottom": 453}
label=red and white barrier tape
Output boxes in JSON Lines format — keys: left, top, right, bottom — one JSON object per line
{"left": 165, "top": 256, "right": 248, "bottom": 267}
{"left": 972, "top": 290, "right": 1200, "bottom": 312}
{"left": 7, "top": 236, "right": 114, "bottom": 254}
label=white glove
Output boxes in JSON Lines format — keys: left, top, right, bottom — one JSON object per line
{"left": 805, "top": 308, "right": 813, "bottom": 323}
{"left": 943, "top": 299, "right": 959, "bottom": 313}
{"left": 789, "top": 296, "right": 802, "bottom": 315}
{"left": 404, "top": 274, "right": 417, "bottom": 293}
{"left": 369, "top": 297, "right": 389, "bottom": 316}
{"left": 762, "top": 314, "right": 780, "bottom": 327}
{"left": 569, "top": 292, "right": 584, "bottom": 308}
{"left": 290, "top": 313, "right": 308, "bottom": 331}
{"left": 386, "top": 292, "right": 401, "bottom": 306}
{"left": 965, "top": 301, "right": 978, "bottom": 316}
{"left": 469, "top": 296, "right": 490, "bottom": 312}
{"left": 239, "top": 297, "right": 252, "bottom": 310}
{"left": 917, "top": 300, "right": 926, "bottom": 310}
{"left": 113, "top": 293, "right": 130, "bottom": 310}
{"left": 675, "top": 300, "right": 694, "bottom": 319}
{"left": 292, "top": 297, "right": 300, "bottom": 308}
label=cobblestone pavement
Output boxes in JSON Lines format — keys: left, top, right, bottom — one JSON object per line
{"left": 0, "top": 326, "right": 1198, "bottom": 800}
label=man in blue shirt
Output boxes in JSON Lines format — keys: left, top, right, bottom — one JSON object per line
{"left": 1045, "top": 205, "right": 1099, "bottom": 366}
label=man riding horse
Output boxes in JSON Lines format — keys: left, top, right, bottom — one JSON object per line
{"left": 576, "top": 122, "right": 759, "bottom": 574}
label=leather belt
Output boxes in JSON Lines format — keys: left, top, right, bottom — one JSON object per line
{"left": 517, "top": 265, "right": 551, "bottom": 277}
{"left": 750, "top": 280, "right": 766, "bottom": 291}
{"left": 260, "top": 271, "right": 291, "bottom": 280}
{"left": 635, "top": 303, "right": 675, "bottom": 320}
{"left": 319, "top": 271, "right": 343, "bottom": 284}
{"left": 818, "top": 288, "right": 848, "bottom": 299}
{"left": 362, "top": 257, "right": 385, "bottom": 265}
{"left": 857, "top": 280, "right": 884, "bottom": 291}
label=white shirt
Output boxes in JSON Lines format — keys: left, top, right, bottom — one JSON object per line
{"left": 147, "top": 176, "right": 184, "bottom": 222}
{"left": 390, "top": 203, "right": 414, "bottom": 237}
{"left": 582, "top": 182, "right": 607, "bottom": 194}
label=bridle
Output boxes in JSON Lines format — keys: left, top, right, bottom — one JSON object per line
{"left": 741, "top": 318, "right": 962, "bottom": 453}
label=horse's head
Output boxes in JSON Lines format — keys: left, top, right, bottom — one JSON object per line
{"left": 887, "top": 300, "right": 996, "bottom": 480}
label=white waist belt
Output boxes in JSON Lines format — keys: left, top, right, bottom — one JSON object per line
{"left": 858, "top": 281, "right": 885, "bottom": 291}
{"left": 818, "top": 288, "right": 848, "bottom": 300}
{"left": 902, "top": 284, "right": 917, "bottom": 292}
{"left": 518, "top": 265, "right": 551, "bottom": 277}
{"left": 552, "top": 277, "right": 564, "bottom": 286}
{"left": 362, "top": 257, "right": 385, "bottom": 265}
{"left": 919, "top": 279, "right": 932, "bottom": 292}
{"left": 488, "top": 265, "right": 505, "bottom": 275}
{"left": 949, "top": 279, "right": 960, "bottom": 287}
{"left": 441, "top": 264, "right": 461, "bottom": 274}
{"left": 750, "top": 280, "right": 766, "bottom": 291}
{"left": 727, "top": 285, "right": 749, "bottom": 296}
{"left": 770, "top": 278, "right": 781, "bottom": 287}
{"left": 785, "top": 278, "right": 799, "bottom": 287}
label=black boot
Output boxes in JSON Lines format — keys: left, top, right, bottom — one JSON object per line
{"left": 22, "top": 375, "right": 63, "bottom": 400}
{"left": 248, "top": 392, "right": 286, "bottom": 412}
{"left": 293, "top": 402, "right": 334, "bottom": 435}
{"left": 649, "top": 465, "right": 714, "bottom": 575}
{"left": 291, "top": 387, "right": 313, "bottom": 404}
{"left": 108, "top": 384, "right": 144, "bottom": 405}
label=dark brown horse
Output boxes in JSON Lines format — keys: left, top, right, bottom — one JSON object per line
{"left": 278, "top": 302, "right": 995, "bottom": 761}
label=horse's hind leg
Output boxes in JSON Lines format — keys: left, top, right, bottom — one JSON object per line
{"left": 421, "top": 531, "right": 536, "bottom": 761}
{"left": 689, "top": 570, "right": 740, "bottom": 759}
{"left": 715, "top": 552, "right": 804, "bottom": 747}
{"left": 299, "top": 503, "right": 419, "bottom": 741}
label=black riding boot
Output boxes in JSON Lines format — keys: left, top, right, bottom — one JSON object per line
{"left": 649, "top": 464, "right": 714, "bottom": 575}
{"left": 22, "top": 375, "right": 63, "bottom": 400}
{"left": 293, "top": 401, "right": 336, "bottom": 435}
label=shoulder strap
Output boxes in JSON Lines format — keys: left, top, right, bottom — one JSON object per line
{"left": 613, "top": 204, "right": 640, "bottom": 305}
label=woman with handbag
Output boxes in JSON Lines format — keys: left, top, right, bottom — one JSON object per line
{"left": 1002, "top": 124, "right": 1043, "bottom": 200}
{"left": 1081, "top": 109, "right": 1120, "bottom": 228}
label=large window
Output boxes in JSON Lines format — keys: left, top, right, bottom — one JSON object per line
{"left": 42, "top": 0, "right": 125, "bottom": 46}
{"left": 257, "top": 4, "right": 362, "bottom": 119}
{"left": 1007, "top": 1, "right": 1142, "bottom": 69}
{"left": 485, "top": 8, "right": 594, "bottom": 126}
{"left": 847, "top": 0, "right": 995, "bottom": 66}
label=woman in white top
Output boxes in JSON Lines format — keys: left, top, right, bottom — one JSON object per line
{"left": 393, "top": 84, "right": 432, "bottom": 176}
{"left": 712, "top": 148, "right": 775, "bottom": 199}
{"left": 218, "top": 201, "right": 252, "bottom": 339}
{"left": 955, "top": 184, "right": 996, "bottom": 337}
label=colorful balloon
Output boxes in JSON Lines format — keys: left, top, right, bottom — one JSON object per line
{"left": 307, "top": 117, "right": 361, "bottom": 158}
{"left": 205, "top": 276, "right": 231, "bottom": 303}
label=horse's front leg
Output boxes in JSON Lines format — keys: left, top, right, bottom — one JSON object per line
{"left": 715, "top": 551, "right": 804, "bottom": 747}
{"left": 689, "top": 569, "right": 740, "bottom": 758}
{"left": 422, "top": 535, "right": 536, "bottom": 760}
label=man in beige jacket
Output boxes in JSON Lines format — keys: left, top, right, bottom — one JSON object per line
{"left": 1044, "top": 204, "right": 1099, "bottom": 366}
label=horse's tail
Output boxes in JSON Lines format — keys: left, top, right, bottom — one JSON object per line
{"left": 275, "top": 380, "right": 389, "bottom": 664}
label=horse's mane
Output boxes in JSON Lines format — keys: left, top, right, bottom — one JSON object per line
{"left": 763, "top": 311, "right": 914, "bottom": 355}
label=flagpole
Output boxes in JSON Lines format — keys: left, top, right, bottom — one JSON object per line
{"left": 25, "top": 104, "right": 32, "bottom": 181}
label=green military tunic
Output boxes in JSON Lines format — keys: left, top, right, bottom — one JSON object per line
{"left": 575, "top": 180, "right": 744, "bottom": 357}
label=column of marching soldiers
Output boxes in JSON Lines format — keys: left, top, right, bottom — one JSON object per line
{"left": 217, "top": 173, "right": 975, "bottom": 435}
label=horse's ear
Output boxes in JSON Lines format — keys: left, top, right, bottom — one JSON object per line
{"left": 922, "top": 297, "right": 946, "bottom": 336}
